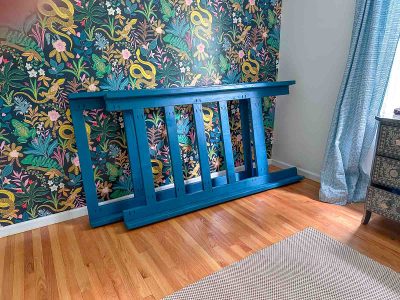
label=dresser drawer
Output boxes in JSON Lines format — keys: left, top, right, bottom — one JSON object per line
{"left": 376, "top": 125, "right": 400, "bottom": 160}
{"left": 371, "top": 156, "right": 400, "bottom": 189}
{"left": 366, "top": 187, "right": 400, "bottom": 222}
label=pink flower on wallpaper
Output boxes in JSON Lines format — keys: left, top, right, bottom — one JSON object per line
{"left": 72, "top": 156, "right": 80, "bottom": 167}
{"left": 48, "top": 110, "right": 60, "bottom": 122}
{"left": 53, "top": 40, "right": 66, "bottom": 52}
{"left": 121, "top": 49, "right": 131, "bottom": 60}
{"left": 197, "top": 43, "right": 205, "bottom": 53}
{"left": 238, "top": 50, "right": 245, "bottom": 58}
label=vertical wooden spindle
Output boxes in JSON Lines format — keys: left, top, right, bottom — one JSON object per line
{"left": 218, "top": 101, "right": 236, "bottom": 184}
{"left": 249, "top": 97, "right": 269, "bottom": 177}
{"left": 122, "top": 110, "right": 145, "bottom": 198}
{"left": 132, "top": 108, "right": 157, "bottom": 205}
{"left": 239, "top": 99, "right": 253, "bottom": 178}
{"left": 69, "top": 108, "right": 98, "bottom": 214}
{"left": 164, "top": 106, "right": 185, "bottom": 198}
{"left": 193, "top": 103, "right": 212, "bottom": 191}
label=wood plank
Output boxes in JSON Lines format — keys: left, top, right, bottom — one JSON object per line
{"left": 164, "top": 106, "right": 185, "bottom": 198}
{"left": 123, "top": 110, "right": 145, "bottom": 199}
{"left": 0, "top": 236, "right": 6, "bottom": 299}
{"left": 23, "top": 231, "right": 35, "bottom": 299}
{"left": 218, "top": 101, "right": 236, "bottom": 184}
{"left": 70, "top": 109, "right": 99, "bottom": 215}
{"left": 132, "top": 108, "right": 157, "bottom": 206}
{"left": 12, "top": 233, "right": 24, "bottom": 299}
{"left": 249, "top": 98, "right": 268, "bottom": 177}
{"left": 1, "top": 175, "right": 400, "bottom": 299}
{"left": 40, "top": 227, "right": 59, "bottom": 300}
{"left": 239, "top": 100, "right": 253, "bottom": 178}
{"left": 1, "top": 235, "right": 14, "bottom": 299}
{"left": 193, "top": 103, "right": 212, "bottom": 191}
{"left": 32, "top": 228, "right": 49, "bottom": 299}
{"left": 48, "top": 225, "right": 73, "bottom": 300}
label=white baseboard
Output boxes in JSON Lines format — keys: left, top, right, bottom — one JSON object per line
{"left": 269, "top": 159, "right": 321, "bottom": 182}
{"left": 0, "top": 161, "right": 318, "bottom": 238}
{"left": 0, "top": 206, "right": 88, "bottom": 238}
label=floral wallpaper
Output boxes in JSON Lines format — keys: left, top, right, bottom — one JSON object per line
{"left": 0, "top": 0, "right": 281, "bottom": 226}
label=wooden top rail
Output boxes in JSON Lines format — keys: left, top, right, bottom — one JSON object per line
{"left": 69, "top": 80, "right": 296, "bottom": 101}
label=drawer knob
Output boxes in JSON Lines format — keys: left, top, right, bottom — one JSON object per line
{"left": 389, "top": 169, "right": 399, "bottom": 178}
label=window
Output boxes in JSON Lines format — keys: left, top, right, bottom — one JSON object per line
{"left": 381, "top": 41, "right": 400, "bottom": 116}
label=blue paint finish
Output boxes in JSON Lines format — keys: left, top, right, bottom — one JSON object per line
{"left": 69, "top": 81, "right": 302, "bottom": 229}
{"left": 193, "top": 103, "right": 213, "bottom": 191}
{"left": 123, "top": 169, "right": 302, "bottom": 230}
{"left": 218, "top": 101, "right": 236, "bottom": 184}
{"left": 69, "top": 104, "right": 99, "bottom": 220}
{"left": 250, "top": 97, "right": 268, "bottom": 177}
{"left": 122, "top": 111, "right": 145, "bottom": 203}
{"left": 99, "top": 81, "right": 295, "bottom": 101}
{"left": 132, "top": 109, "right": 157, "bottom": 206}
{"left": 239, "top": 99, "right": 253, "bottom": 178}
{"left": 164, "top": 106, "right": 185, "bottom": 199}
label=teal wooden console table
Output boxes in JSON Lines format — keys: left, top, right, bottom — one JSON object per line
{"left": 69, "top": 81, "right": 303, "bottom": 229}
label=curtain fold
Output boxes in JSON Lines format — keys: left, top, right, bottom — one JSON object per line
{"left": 319, "top": 0, "right": 400, "bottom": 205}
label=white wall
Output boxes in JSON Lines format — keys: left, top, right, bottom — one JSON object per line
{"left": 272, "top": 0, "right": 356, "bottom": 180}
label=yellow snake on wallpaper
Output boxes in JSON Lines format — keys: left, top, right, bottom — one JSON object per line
{"left": 59, "top": 124, "right": 78, "bottom": 152}
{"left": 151, "top": 159, "right": 163, "bottom": 176}
{"left": 242, "top": 51, "right": 260, "bottom": 82}
{"left": 190, "top": 0, "right": 213, "bottom": 44}
{"left": 37, "top": 0, "right": 75, "bottom": 51}
{"left": 202, "top": 107, "right": 214, "bottom": 131}
{"left": 0, "top": 190, "right": 16, "bottom": 220}
{"left": 130, "top": 49, "right": 157, "bottom": 89}
{"left": 58, "top": 109, "right": 91, "bottom": 152}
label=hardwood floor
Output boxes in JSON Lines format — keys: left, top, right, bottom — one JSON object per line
{"left": 1, "top": 178, "right": 400, "bottom": 299}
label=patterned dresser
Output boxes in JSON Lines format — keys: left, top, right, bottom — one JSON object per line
{"left": 362, "top": 115, "right": 400, "bottom": 224}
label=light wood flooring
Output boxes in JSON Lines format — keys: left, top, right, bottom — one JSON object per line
{"left": 1, "top": 177, "right": 400, "bottom": 299}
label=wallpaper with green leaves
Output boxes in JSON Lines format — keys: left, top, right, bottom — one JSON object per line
{"left": 0, "top": 0, "right": 281, "bottom": 226}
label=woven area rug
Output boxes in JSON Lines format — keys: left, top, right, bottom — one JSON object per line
{"left": 164, "top": 228, "right": 400, "bottom": 300}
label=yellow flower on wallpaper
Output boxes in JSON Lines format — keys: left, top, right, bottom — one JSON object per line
{"left": 83, "top": 77, "right": 100, "bottom": 92}
{"left": 153, "top": 20, "right": 165, "bottom": 37}
{"left": 3, "top": 143, "right": 23, "bottom": 167}
{"left": 68, "top": 155, "right": 81, "bottom": 175}
{"left": 179, "top": 0, "right": 193, "bottom": 11}
{"left": 116, "top": 49, "right": 132, "bottom": 65}
{"left": 246, "top": 0, "right": 259, "bottom": 13}
{"left": 39, "top": 110, "right": 61, "bottom": 128}
{"left": 98, "top": 181, "right": 112, "bottom": 199}
{"left": 49, "top": 40, "right": 74, "bottom": 63}
{"left": 194, "top": 43, "right": 209, "bottom": 61}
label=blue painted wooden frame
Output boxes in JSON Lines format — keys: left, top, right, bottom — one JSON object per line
{"left": 69, "top": 81, "right": 303, "bottom": 229}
